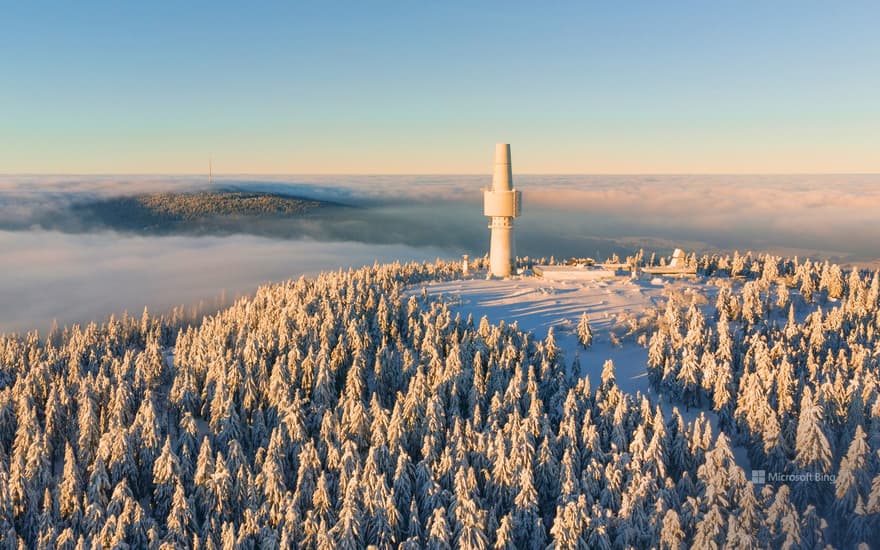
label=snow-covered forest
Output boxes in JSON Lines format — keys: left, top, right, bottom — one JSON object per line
{"left": 0, "top": 254, "right": 879, "bottom": 548}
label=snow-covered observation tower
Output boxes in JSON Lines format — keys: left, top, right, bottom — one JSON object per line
{"left": 483, "top": 143, "right": 522, "bottom": 277}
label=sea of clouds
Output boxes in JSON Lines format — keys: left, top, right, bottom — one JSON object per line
{"left": 1, "top": 174, "right": 878, "bottom": 334}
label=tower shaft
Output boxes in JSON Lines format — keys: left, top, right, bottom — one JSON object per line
{"left": 483, "top": 144, "right": 521, "bottom": 277}
{"left": 489, "top": 216, "right": 514, "bottom": 276}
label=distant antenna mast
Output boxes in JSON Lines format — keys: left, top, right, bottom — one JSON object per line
{"left": 209, "top": 156, "right": 213, "bottom": 185}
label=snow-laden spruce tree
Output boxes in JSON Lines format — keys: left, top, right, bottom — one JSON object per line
{"left": 576, "top": 312, "right": 593, "bottom": 349}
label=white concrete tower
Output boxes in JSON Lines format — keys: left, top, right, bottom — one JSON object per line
{"left": 483, "top": 143, "right": 522, "bottom": 277}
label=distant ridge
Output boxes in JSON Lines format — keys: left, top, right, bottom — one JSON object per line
{"left": 64, "top": 189, "right": 342, "bottom": 234}
{"left": 4, "top": 185, "right": 496, "bottom": 248}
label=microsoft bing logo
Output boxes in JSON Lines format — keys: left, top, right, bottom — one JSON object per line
{"left": 751, "top": 470, "right": 766, "bottom": 484}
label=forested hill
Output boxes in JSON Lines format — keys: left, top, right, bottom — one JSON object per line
{"left": 68, "top": 190, "right": 335, "bottom": 234}
{"left": 0, "top": 255, "right": 878, "bottom": 547}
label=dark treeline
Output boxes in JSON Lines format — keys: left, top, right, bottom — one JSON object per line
{"left": 0, "top": 254, "right": 877, "bottom": 548}
{"left": 65, "top": 191, "right": 332, "bottom": 235}
{"left": 0, "top": 190, "right": 342, "bottom": 237}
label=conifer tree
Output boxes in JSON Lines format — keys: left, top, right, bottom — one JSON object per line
{"left": 58, "top": 443, "right": 82, "bottom": 528}
{"left": 152, "top": 437, "right": 181, "bottom": 522}
{"left": 426, "top": 507, "right": 452, "bottom": 550}
{"left": 164, "top": 481, "right": 193, "bottom": 547}
{"left": 576, "top": 313, "right": 593, "bottom": 349}
{"left": 794, "top": 388, "right": 832, "bottom": 474}
{"left": 332, "top": 474, "right": 363, "bottom": 550}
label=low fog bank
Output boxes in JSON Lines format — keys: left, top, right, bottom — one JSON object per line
{"left": 4, "top": 174, "right": 880, "bottom": 334}
{"left": 0, "top": 230, "right": 447, "bottom": 335}
{"left": 3, "top": 174, "right": 880, "bottom": 262}
{"left": 277, "top": 173, "right": 880, "bottom": 263}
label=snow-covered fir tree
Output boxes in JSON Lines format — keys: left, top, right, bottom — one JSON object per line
{"left": 576, "top": 312, "right": 593, "bottom": 349}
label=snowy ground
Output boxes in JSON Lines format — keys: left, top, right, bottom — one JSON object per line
{"left": 419, "top": 272, "right": 686, "bottom": 395}
{"left": 417, "top": 271, "right": 753, "bottom": 471}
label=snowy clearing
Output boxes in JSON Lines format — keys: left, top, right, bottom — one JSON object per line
{"left": 417, "top": 272, "right": 754, "bottom": 471}
{"left": 419, "top": 273, "right": 690, "bottom": 396}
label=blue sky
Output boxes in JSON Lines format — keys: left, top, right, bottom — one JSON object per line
{"left": 1, "top": 1, "right": 878, "bottom": 173}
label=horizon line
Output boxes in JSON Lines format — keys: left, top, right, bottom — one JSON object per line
{"left": 3, "top": 171, "right": 880, "bottom": 177}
